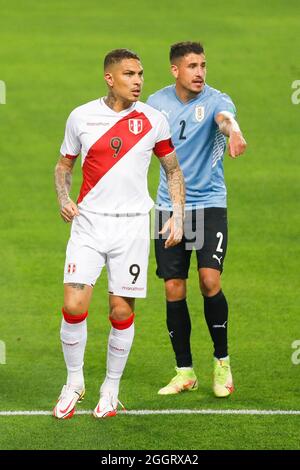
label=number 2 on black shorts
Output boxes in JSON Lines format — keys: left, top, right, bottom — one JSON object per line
{"left": 216, "top": 232, "right": 224, "bottom": 253}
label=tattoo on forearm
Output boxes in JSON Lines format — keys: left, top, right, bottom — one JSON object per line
{"left": 54, "top": 161, "right": 72, "bottom": 209}
{"left": 160, "top": 153, "right": 185, "bottom": 215}
{"left": 66, "top": 283, "right": 86, "bottom": 290}
{"left": 65, "top": 171, "right": 72, "bottom": 193}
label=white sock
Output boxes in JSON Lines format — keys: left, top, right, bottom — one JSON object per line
{"left": 101, "top": 322, "right": 135, "bottom": 397}
{"left": 60, "top": 318, "right": 87, "bottom": 390}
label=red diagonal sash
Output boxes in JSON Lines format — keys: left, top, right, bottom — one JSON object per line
{"left": 77, "top": 110, "right": 152, "bottom": 204}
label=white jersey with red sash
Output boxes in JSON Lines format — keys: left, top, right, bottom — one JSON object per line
{"left": 60, "top": 97, "right": 174, "bottom": 214}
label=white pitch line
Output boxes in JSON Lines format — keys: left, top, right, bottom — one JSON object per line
{"left": 1, "top": 409, "right": 300, "bottom": 416}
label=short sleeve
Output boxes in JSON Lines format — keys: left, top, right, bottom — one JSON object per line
{"left": 60, "top": 111, "right": 81, "bottom": 159}
{"left": 213, "top": 93, "right": 236, "bottom": 120}
{"left": 153, "top": 113, "right": 174, "bottom": 158}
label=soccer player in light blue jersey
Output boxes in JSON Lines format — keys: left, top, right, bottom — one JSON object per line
{"left": 147, "top": 42, "right": 247, "bottom": 397}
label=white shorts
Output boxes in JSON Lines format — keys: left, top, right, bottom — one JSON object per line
{"left": 64, "top": 211, "right": 150, "bottom": 298}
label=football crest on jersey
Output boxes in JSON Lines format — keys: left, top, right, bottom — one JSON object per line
{"left": 195, "top": 105, "right": 205, "bottom": 122}
{"left": 129, "top": 119, "right": 143, "bottom": 135}
{"left": 67, "top": 263, "right": 76, "bottom": 274}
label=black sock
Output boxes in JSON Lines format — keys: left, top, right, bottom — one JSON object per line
{"left": 166, "top": 299, "right": 192, "bottom": 368}
{"left": 203, "top": 290, "right": 228, "bottom": 359}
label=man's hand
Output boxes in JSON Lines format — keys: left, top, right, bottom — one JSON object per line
{"left": 159, "top": 215, "right": 183, "bottom": 248}
{"left": 60, "top": 199, "right": 79, "bottom": 223}
{"left": 215, "top": 112, "right": 247, "bottom": 159}
{"left": 228, "top": 131, "right": 247, "bottom": 158}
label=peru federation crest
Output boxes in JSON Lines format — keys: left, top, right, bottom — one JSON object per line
{"left": 67, "top": 263, "right": 76, "bottom": 274}
{"left": 129, "top": 118, "right": 143, "bottom": 135}
{"left": 195, "top": 105, "right": 205, "bottom": 122}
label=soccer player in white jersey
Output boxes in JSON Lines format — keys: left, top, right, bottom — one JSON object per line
{"left": 147, "top": 42, "right": 246, "bottom": 397}
{"left": 53, "top": 49, "right": 185, "bottom": 419}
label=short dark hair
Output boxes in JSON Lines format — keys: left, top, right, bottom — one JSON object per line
{"left": 169, "top": 42, "right": 204, "bottom": 62}
{"left": 104, "top": 49, "right": 140, "bottom": 69}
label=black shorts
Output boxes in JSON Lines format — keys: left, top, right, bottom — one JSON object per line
{"left": 154, "top": 207, "right": 228, "bottom": 280}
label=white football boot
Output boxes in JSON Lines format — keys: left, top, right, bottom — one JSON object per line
{"left": 53, "top": 384, "right": 85, "bottom": 419}
{"left": 93, "top": 391, "right": 125, "bottom": 419}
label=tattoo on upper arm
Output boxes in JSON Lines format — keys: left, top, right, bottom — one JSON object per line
{"left": 66, "top": 283, "right": 86, "bottom": 290}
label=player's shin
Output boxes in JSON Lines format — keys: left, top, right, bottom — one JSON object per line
{"left": 101, "top": 313, "right": 135, "bottom": 396}
{"left": 60, "top": 308, "right": 88, "bottom": 390}
{"left": 166, "top": 299, "right": 192, "bottom": 367}
{"left": 203, "top": 290, "right": 228, "bottom": 358}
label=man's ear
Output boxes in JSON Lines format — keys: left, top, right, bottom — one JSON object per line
{"left": 171, "top": 64, "right": 178, "bottom": 80}
{"left": 104, "top": 71, "right": 114, "bottom": 88}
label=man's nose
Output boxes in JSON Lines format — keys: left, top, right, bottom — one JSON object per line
{"left": 134, "top": 74, "right": 143, "bottom": 84}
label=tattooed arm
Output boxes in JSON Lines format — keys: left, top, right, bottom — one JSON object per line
{"left": 159, "top": 151, "right": 185, "bottom": 248}
{"left": 54, "top": 155, "right": 79, "bottom": 223}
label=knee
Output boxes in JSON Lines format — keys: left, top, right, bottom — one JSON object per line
{"left": 63, "top": 299, "right": 87, "bottom": 316}
{"left": 110, "top": 305, "right": 133, "bottom": 322}
{"left": 200, "top": 275, "right": 220, "bottom": 297}
{"left": 165, "top": 279, "right": 186, "bottom": 301}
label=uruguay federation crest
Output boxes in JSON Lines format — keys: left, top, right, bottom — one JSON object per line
{"left": 195, "top": 105, "right": 205, "bottom": 122}
{"left": 129, "top": 119, "right": 143, "bottom": 135}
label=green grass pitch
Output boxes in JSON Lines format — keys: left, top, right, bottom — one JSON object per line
{"left": 0, "top": 0, "right": 300, "bottom": 450}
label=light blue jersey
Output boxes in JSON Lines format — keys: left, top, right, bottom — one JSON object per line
{"left": 147, "top": 84, "right": 236, "bottom": 209}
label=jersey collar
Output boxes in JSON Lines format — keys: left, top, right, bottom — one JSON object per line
{"left": 100, "top": 97, "right": 137, "bottom": 115}
{"left": 172, "top": 84, "right": 207, "bottom": 104}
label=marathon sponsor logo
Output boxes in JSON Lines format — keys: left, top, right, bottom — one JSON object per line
{"left": 62, "top": 341, "right": 79, "bottom": 346}
{"left": 86, "top": 121, "right": 110, "bottom": 126}
{"left": 122, "top": 286, "right": 144, "bottom": 291}
{"left": 110, "top": 346, "right": 125, "bottom": 352}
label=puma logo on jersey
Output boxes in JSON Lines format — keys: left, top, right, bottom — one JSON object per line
{"left": 212, "top": 254, "right": 222, "bottom": 265}
{"left": 213, "top": 321, "right": 227, "bottom": 329}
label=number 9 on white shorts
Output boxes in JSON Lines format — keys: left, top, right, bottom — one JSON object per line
{"left": 64, "top": 212, "right": 150, "bottom": 298}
